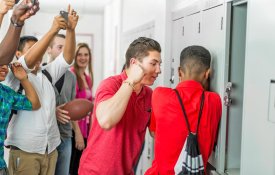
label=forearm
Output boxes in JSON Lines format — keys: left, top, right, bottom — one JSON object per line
{"left": 0, "top": 14, "right": 4, "bottom": 28}
{"left": 72, "top": 121, "right": 82, "bottom": 134}
{"left": 96, "top": 82, "right": 134, "bottom": 130}
{"left": 0, "top": 23, "right": 22, "bottom": 65}
{"left": 25, "top": 29, "right": 59, "bottom": 68}
{"left": 63, "top": 29, "right": 75, "bottom": 64}
{"left": 20, "top": 78, "right": 41, "bottom": 110}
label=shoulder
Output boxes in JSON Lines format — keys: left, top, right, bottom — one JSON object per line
{"left": 100, "top": 74, "right": 122, "bottom": 88}
{"left": 0, "top": 83, "right": 14, "bottom": 93}
{"left": 206, "top": 91, "right": 222, "bottom": 103}
{"left": 153, "top": 86, "right": 174, "bottom": 96}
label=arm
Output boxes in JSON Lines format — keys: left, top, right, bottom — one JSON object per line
{"left": 0, "top": 0, "right": 39, "bottom": 65}
{"left": 72, "top": 121, "right": 85, "bottom": 150}
{"left": 24, "top": 15, "right": 67, "bottom": 69}
{"left": 96, "top": 63, "right": 144, "bottom": 130}
{"left": 0, "top": 0, "right": 15, "bottom": 27}
{"left": 11, "top": 62, "right": 40, "bottom": 109}
{"left": 63, "top": 5, "right": 78, "bottom": 64}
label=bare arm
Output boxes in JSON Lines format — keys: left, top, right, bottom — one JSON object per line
{"left": 11, "top": 62, "right": 40, "bottom": 109}
{"left": 0, "top": 0, "right": 15, "bottom": 27}
{"left": 71, "top": 121, "right": 85, "bottom": 150}
{"left": 63, "top": 5, "right": 78, "bottom": 64}
{"left": 96, "top": 62, "right": 145, "bottom": 130}
{"left": 0, "top": 0, "right": 39, "bottom": 65}
{"left": 24, "top": 15, "right": 67, "bottom": 69}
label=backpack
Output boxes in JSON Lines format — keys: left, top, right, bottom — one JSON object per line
{"left": 174, "top": 89, "right": 205, "bottom": 175}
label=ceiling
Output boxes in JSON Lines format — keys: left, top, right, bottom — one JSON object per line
{"left": 37, "top": 0, "right": 112, "bottom": 14}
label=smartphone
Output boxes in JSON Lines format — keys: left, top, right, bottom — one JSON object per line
{"left": 31, "top": 0, "right": 37, "bottom": 5}
{"left": 60, "top": 10, "right": 68, "bottom": 22}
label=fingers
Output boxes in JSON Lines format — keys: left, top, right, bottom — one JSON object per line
{"left": 75, "top": 141, "right": 85, "bottom": 150}
{"left": 57, "top": 114, "right": 70, "bottom": 124}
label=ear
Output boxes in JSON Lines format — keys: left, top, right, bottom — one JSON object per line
{"left": 178, "top": 67, "right": 184, "bottom": 81}
{"left": 15, "top": 51, "right": 22, "bottom": 59}
{"left": 129, "top": 57, "right": 137, "bottom": 65}
{"left": 205, "top": 68, "right": 211, "bottom": 79}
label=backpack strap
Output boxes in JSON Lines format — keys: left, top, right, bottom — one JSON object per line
{"left": 42, "top": 69, "right": 52, "bottom": 84}
{"left": 174, "top": 89, "right": 205, "bottom": 134}
{"left": 9, "top": 83, "right": 24, "bottom": 119}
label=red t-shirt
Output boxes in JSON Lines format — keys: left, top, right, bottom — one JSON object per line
{"left": 79, "top": 71, "right": 152, "bottom": 175}
{"left": 145, "top": 80, "right": 222, "bottom": 175}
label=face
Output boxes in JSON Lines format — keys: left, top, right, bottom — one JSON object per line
{"left": 76, "top": 47, "right": 90, "bottom": 69}
{"left": 0, "top": 65, "right": 9, "bottom": 81}
{"left": 16, "top": 40, "right": 37, "bottom": 58}
{"left": 48, "top": 36, "right": 65, "bottom": 60}
{"left": 139, "top": 50, "right": 161, "bottom": 86}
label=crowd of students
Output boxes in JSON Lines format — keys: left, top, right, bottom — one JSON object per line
{"left": 0, "top": 0, "right": 222, "bottom": 175}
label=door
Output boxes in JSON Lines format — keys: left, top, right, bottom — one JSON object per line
{"left": 225, "top": 2, "right": 247, "bottom": 175}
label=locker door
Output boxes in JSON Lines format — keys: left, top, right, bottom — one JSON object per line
{"left": 200, "top": 3, "right": 229, "bottom": 174}
{"left": 170, "top": 13, "right": 201, "bottom": 88}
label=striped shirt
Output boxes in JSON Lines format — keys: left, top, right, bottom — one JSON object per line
{"left": 0, "top": 83, "right": 32, "bottom": 169}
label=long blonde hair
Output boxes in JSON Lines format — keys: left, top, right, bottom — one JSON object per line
{"left": 73, "top": 43, "right": 93, "bottom": 90}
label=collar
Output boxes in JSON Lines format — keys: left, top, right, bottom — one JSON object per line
{"left": 176, "top": 80, "right": 204, "bottom": 90}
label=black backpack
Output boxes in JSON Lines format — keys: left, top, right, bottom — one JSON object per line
{"left": 174, "top": 89, "right": 205, "bottom": 175}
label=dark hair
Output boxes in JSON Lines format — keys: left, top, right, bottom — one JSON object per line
{"left": 180, "top": 45, "right": 211, "bottom": 75}
{"left": 17, "top": 36, "right": 38, "bottom": 52}
{"left": 125, "top": 37, "right": 161, "bottom": 68}
{"left": 49, "top": 33, "right": 66, "bottom": 48}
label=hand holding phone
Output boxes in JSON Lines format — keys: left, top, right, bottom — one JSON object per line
{"left": 60, "top": 10, "right": 68, "bottom": 22}
{"left": 15, "top": 0, "right": 37, "bottom": 4}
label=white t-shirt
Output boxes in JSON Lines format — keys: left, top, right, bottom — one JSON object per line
{"left": 3, "top": 53, "right": 71, "bottom": 154}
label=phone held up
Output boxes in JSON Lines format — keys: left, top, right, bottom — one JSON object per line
{"left": 15, "top": 0, "right": 37, "bottom": 4}
{"left": 60, "top": 10, "right": 68, "bottom": 22}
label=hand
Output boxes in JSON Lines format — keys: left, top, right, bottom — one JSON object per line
{"left": 74, "top": 130, "right": 85, "bottom": 150}
{"left": 10, "top": 62, "right": 27, "bottom": 81}
{"left": 66, "top": 5, "right": 78, "bottom": 30}
{"left": 11, "top": 0, "right": 40, "bottom": 25}
{"left": 56, "top": 104, "right": 71, "bottom": 124}
{"left": 0, "top": 0, "right": 15, "bottom": 15}
{"left": 127, "top": 60, "right": 145, "bottom": 85}
{"left": 50, "top": 15, "right": 67, "bottom": 32}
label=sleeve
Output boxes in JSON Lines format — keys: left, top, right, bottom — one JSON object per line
{"left": 44, "top": 52, "right": 72, "bottom": 85}
{"left": 18, "top": 56, "right": 35, "bottom": 73}
{"left": 149, "top": 89, "right": 159, "bottom": 132}
{"left": 8, "top": 88, "right": 32, "bottom": 111}
{"left": 71, "top": 73, "right": 77, "bottom": 100}
{"left": 149, "top": 108, "right": 156, "bottom": 132}
{"left": 95, "top": 77, "right": 119, "bottom": 106}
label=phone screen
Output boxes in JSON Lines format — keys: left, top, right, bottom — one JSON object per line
{"left": 60, "top": 11, "right": 68, "bottom": 21}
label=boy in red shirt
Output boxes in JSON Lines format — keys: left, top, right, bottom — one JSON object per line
{"left": 146, "top": 45, "right": 222, "bottom": 175}
{"left": 79, "top": 37, "right": 162, "bottom": 175}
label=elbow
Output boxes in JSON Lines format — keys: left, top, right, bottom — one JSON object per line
{"left": 96, "top": 111, "right": 114, "bottom": 130}
{"left": 32, "top": 101, "right": 41, "bottom": 110}
{"left": 97, "top": 117, "right": 114, "bottom": 130}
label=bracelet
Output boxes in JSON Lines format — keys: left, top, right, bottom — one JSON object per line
{"left": 10, "top": 18, "right": 24, "bottom": 28}
{"left": 123, "top": 81, "right": 135, "bottom": 91}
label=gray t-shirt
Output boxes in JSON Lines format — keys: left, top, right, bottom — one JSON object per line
{"left": 54, "top": 70, "right": 76, "bottom": 139}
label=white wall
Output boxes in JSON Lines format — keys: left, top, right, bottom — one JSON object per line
{"left": 103, "top": 0, "right": 122, "bottom": 78}
{"left": 23, "top": 12, "right": 104, "bottom": 95}
{"left": 241, "top": 0, "right": 275, "bottom": 174}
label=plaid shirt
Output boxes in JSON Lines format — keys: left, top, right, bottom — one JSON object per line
{"left": 0, "top": 83, "right": 32, "bottom": 169}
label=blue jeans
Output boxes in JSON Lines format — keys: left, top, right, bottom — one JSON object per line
{"left": 55, "top": 137, "right": 72, "bottom": 175}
